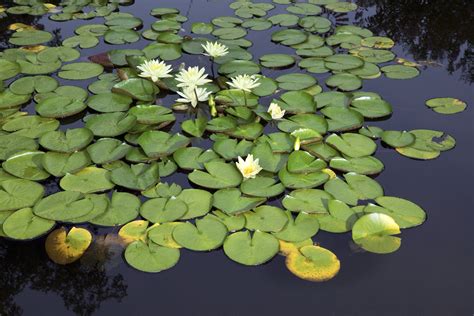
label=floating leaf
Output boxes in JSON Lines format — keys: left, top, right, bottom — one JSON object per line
{"left": 224, "top": 231, "right": 279, "bottom": 265}
{"left": 213, "top": 188, "right": 265, "bottom": 215}
{"left": 352, "top": 213, "right": 401, "bottom": 254}
{"left": 3, "top": 207, "right": 55, "bottom": 240}
{"left": 285, "top": 245, "right": 340, "bottom": 282}
{"left": 173, "top": 216, "right": 228, "bottom": 251}
{"left": 60, "top": 167, "right": 114, "bottom": 194}
{"left": 58, "top": 62, "right": 104, "bottom": 80}
{"left": 188, "top": 161, "right": 242, "bottom": 189}
{"left": 124, "top": 240, "right": 180, "bottom": 272}
{"left": 425, "top": 97, "right": 467, "bottom": 114}
{"left": 45, "top": 227, "right": 92, "bottom": 264}
{"left": 118, "top": 220, "right": 148, "bottom": 244}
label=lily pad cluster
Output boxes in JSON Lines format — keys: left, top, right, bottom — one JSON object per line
{"left": 0, "top": 0, "right": 465, "bottom": 282}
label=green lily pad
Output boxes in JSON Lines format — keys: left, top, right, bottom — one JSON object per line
{"left": 245, "top": 206, "right": 288, "bottom": 233}
{"left": 273, "top": 211, "right": 320, "bottom": 242}
{"left": 0, "top": 134, "right": 38, "bottom": 160}
{"left": 0, "top": 89, "right": 31, "bottom": 109}
{"left": 175, "top": 189, "right": 213, "bottom": 220}
{"left": 276, "top": 73, "right": 317, "bottom": 91}
{"left": 321, "top": 107, "right": 364, "bottom": 132}
{"left": 326, "top": 133, "right": 376, "bottom": 158}
{"left": 172, "top": 215, "right": 228, "bottom": 251}
{"left": 260, "top": 54, "right": 295, "bottom": 68}
{"left": 58, "top": 62, "right": 104, "bottom": 80}
{"left": 87, "top": 93, "right": 132, "bottom": 113}
{"left": 425, "top": 97, "right": 467, "bottom": 114}
{"left": 90, "top": 192, "right": 140, "bottom": 226}
{"left": 9, "top": 75, "right": 58, "bottom": 95}
{"left": 125, "top": 240, "right": 180, "bottom": 273}
{"left": 224, "top": 231, "right": 279, "bottom": 265}
{"left": 0, "top": 59, "right": 20, "bottom": 81}
{"left": 240, "top": 176, "right": 285, "bottom": 198}
{"left": 33, "top": 191, "right": 94, "bottom": 221}
{"left": 325, "top": 73, "right": 362, "bottom": 91}
{"left": 330, "top": 156, "right": 384, "bottom": 175}
{"left": 60, "top": 167, "right": 114, "bottom": 194}
{"left": 138, "top": 131, "right": 190, "bottom": 158}
{"left": 364, "top": 196, "right": 426, "bottom": 229}
{"left": 381, "top": 65, "right": 419, "bottom": 79}
{"left": 110, "top": 162, "right": 160, "bottom": 191}
{"left": 2, "top": 151, "right": 49, "bottom": 181}
{"left": 147, "top": 222, "right": 182, "bottom": 248}
{"left": 318, "top": 200, "right": 357, "bottom": 233}
{"left": 112, "top": 78, "right": 159, "bottom": 102}
{"left": 9, "top": 30, "right": 52, "bottom": 46}
{"left": 85, "top": 112, "right": 137, "bottom": 137}
{"left": 279, "top": 166, "right": 329, "bottom": 189}
{"left": 213, "top": 188, "right": 266, "bottom": 215}
{"left": 3, "top": 207, "right": 55, "bottom": 240}
{"left": 87, "top": 138, "right": 132, "bottom": 164}
{"left": 381, "top": 130, "right": 415, "bottom": 148}
{"left": 173, "top": 147, "right": 219, "bottom": 170}
{"left": 36, "top": 96, "right": 87, "bottom": 118}
{"left": 39, "top": 128, "right": 93, "bottom": 153}
{"left": 140, "top": 197, "right": 187, "bottom": 223}
{"left": 188, "top": 160, "right": 242, "bottom": 189}
{"left": 282, "top": 189, "right": 332, "bottom": 214}
{"left": 0, "top": 179, "right": 44, "bottom": 212}
{"left": 287, "top": 151, "right": 326, "bottom": 173}
{"left": 42, "top": 151, "right": 91, "bottom": 177}
{"left": 352, "top": 213, "right": 401, "bottom": 254}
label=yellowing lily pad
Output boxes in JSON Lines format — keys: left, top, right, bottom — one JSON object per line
{"left": 285, "top": 245, "right": 340, "bottom": 282}
{"left": 45, "top": 227, "right": 92, "bottom": 264}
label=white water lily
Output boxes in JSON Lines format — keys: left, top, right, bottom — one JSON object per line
{"left": 227, "top": 74, "right": 260, "bottom": 92}
{"left": 202, "top": 41, "right": 229, "bottom": 58}
{"left": 236, "top": 154, "right": 263, "bottom": 179}
{"left": 176, "top": 86, "right": 212, "bottom": 108}
{"left": 267, "top": 102, "right": 286, "bottom": 120}
{"left": 137, "top": 59, "right": 173, "bottom": 82}
{"left": 175, "top": 66, "right": 211, "bottom": 89}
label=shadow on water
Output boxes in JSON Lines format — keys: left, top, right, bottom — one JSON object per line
{"left": 0, "top": 239, "right": 127, "bottom": 316}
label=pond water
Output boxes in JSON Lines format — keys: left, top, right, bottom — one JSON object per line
{"left": 0, "top": 0, "right": 473, "bottom": 315}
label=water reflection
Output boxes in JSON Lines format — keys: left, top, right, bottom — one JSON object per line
{"left": 355, "top": 0, "right": 473, "bottom": 83}
{"left": 0, "top": 239, "right": 127, "bottom": 315}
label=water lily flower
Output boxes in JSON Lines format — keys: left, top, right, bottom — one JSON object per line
{"left": 202, "top": 41, "right": 229, "bottom": 58}
{"left": 267, "top": 102, "right": 286, "bottom": 120}
{"left": 176, "top": 86, "right": 212, "bottom": 108}
{"left": 236, "top": 154, "right": 263, "bottom": 179}
{"left": 227, "top": 74, "right": 260, "bottom": 92}
{"left": 175, "top": 66, "right": 211, "bottom": 89}
{"left": 137, "top": 59, "right": 173, "bottom": 82}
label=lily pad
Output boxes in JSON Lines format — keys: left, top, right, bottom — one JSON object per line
{"left": 213, "top": 188, "right": 266, "bottom": 215}
{"left": 352, "top": 213, "right": 401, "bottom": 254}
{"left": 224, "top": 231, "right": 279, "bottom": 265}
{"left": 188, "top": 161, "right": 242, "bottom": 189}
{"left": 3, "top": 207, "right": 55, "bottom": 240}
{"left": 0, "top": 179, "right": 44, "bottom": 211}
{"left": 273, "top": 211, "right": 320, "bottom": 242}
{"left": 124, "top": 240, "right": 180, "bottom": 273}
{"left": 90, "top": 192, "right": 140, "bottom": 226}
{"left": 60, "top": 167, "right": 114, "bottom": 194}
{"left": 45, "top": 227, "right": 92, "bottom": 264}
{"left": 425, "top": 97, "right": 467, "bottom": 114}
{"left": 58, "top": 62, "right": 104, "bottom": 80}
{"left": 285, "top": 245, "right": 340, "bottom": 282}
{"left": 172, "top": 215, "right": 228, "bottom": 251}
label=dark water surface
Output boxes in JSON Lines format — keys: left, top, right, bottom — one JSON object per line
{"left": 1, "top": 1, "right": 473, "bottom": 315}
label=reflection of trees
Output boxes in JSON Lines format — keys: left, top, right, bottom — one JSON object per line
{"left": 355, "top": 0, "right": 474, "bottom": 83}
{"left": 0, "top": 239, "right": 127, "bottom": 316}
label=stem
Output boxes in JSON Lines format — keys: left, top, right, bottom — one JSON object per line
{"left": 243, "top": 90, "right": 247, "bottom": 107}
{"left": 211, "top": 59, "right": 215, "bottom": 78}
